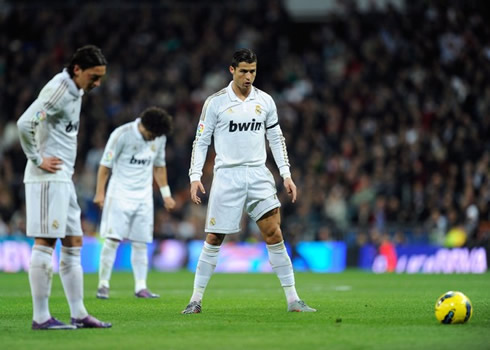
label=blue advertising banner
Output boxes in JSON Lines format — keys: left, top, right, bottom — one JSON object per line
{"left": 186, "top": 241, "right": 274, "bottom": 273}
{"left": 359, "top": 243, "right": 488, "bottom": 274}
{"left": 294, "top": 241, "right": 347, "bottom": 273}
{"left": 1, "top": 237, "right": 347, "bottom": 273}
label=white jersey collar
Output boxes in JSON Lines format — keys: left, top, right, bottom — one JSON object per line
{"left": 227, "top": 81, "right": 256, "bottom": 102}
{"left": 62, "top": 69, "right": 84, "bottom": 98}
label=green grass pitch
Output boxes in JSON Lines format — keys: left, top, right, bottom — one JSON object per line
{"left": 1, "top": 270, "right": 489, "bottom": 350}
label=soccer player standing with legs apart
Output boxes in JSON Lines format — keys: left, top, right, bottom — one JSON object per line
{"left": 182, "top": 48, "right": 315, "bottom": 314}
{"left": 17, "top": 45, "right": 112, "bottom": 330}
{"left": 94, "top": 107, "right": 175, "bottom": 300}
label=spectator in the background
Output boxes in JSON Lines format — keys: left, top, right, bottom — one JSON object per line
{"left": 1, "top": 1, "right": 489, "bottom": 248}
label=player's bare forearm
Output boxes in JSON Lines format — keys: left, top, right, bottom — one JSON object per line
{"left": 153, "top": 166, "right": 169, "bottom": 188}
{"left": 94, "top": 165, "right": 111, "bottom": 209}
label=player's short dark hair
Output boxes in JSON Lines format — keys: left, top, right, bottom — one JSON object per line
{"left": 231, "top": 48, "right": 257, "bottom": 68}
{"left": 140, "top": 107, "right": 173, "bottom": 137}
{"left": 67, "top": 45, "right": 107, "bottom": 77}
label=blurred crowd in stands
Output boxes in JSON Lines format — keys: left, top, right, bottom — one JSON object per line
{"left": 0, "top": 0, "right": 489, "bottom": 250}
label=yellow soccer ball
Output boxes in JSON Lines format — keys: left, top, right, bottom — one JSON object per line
{"left": 435, "top": 291, "right": 473, "bottom": 324}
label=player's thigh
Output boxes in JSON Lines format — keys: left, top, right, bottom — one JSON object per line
{"left": 128, "top": 201, "right": 154, "bottom": 243}
{"left": 100, "top": 197, "right": 134, "bottom": 240}
{"left": 25, "top": 182, "right": 71, "bottom": 238}
{"left": 256, "top": 207, "right": 283, "bottom": 243}
{"left": 65, "top": 182, "right": 83, "bottom": 238}
{"left": 205, "top": 168, "right": 247, "bottom": 234}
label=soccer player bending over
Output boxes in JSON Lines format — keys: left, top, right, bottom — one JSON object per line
{"left": 94, "top": 107, "right": 175, "bottom": 299}
{"left": 17, "top": 45, "right": 111, "bottom": 330}
{"left": 183, "top": 48, "right": 316, "bottom": 314}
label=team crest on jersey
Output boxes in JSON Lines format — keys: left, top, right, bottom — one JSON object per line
{"left": 209, "top": 218, "right": 216, "bottom": 226}
{"left": 227, "top": 108, "right": 234, "bottom": 114}
{"left": 197, "top": 123, "right": 205, "bottom": 136}
{"left": 255, "top": 105, "right": 262, "bottom": 115}
{"left": 35, "top": 110, "right": 47, "bottom": 121}
{"left": 151, "top": 144, "right": 156, "bottom": 152}
{"left": 52, "top": 220, "right": 59, "bottom": 229}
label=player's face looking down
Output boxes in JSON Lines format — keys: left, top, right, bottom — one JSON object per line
{"left": 139, "top": 123, "right": 157, "bottom": 141}
{"left": 73, "top": 65, "right": 106, "bottom": 92}
{"left": 230, "top": 62, "right": 256, "bottom": 93}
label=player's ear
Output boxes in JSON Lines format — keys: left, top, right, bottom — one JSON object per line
{"left": 229, "top": 66, "right": 235, "bottom": 75}
{"left": 73, "top": 64, "right": 82, "bottom": 77}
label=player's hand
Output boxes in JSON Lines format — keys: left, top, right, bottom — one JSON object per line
{"left": 190, "top": 180, "right": 205, "bottom": 205}
{"left": 163, "top": 196, "right": 176, "bottom": 211}
{"left": 283, "top": 177, "right": 297, "bottom": 203}
{"left": 93, "top": 193, "right": 105, "bottom": 210}
{"left": 39, "top": 156, "right": 63, "bottom": 173}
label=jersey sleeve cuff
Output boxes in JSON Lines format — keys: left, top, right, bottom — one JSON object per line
{"left": 32, "top": 156, "right": 43, "bottom": 167}
{"left": 279, "top": 166, "right": 291, "bottom": 179}
{"left": 189, "top": 174, "right": 201, "bottom": 183}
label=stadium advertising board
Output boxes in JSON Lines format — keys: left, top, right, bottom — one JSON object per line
{"left": 359, "top": 243, "right": 488, "bottom": 274}
{"left": 0, "top": 238, "right": 346, "bottom": 273}
{"left": 186, "top": 240, "right": 346, "bottom": 273}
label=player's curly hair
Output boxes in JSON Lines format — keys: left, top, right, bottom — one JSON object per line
{"left": 231, "top": 48, "right": 257, "bottom": 68}
{"left": 140, "top": 107, "right": 173, "bottom": 137}
{"left": 67, "top": 45, "right": 107, "bottom": 77}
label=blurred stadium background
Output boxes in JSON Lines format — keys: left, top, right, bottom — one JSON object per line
{"left": 0, "top": 0, "right": 489, "bottom": 274}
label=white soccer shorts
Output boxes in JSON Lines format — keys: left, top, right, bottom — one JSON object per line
{"left": 205, "top": 165, "right": 281, "bottom": 234}
{"left": 100, "top": 197, "right": 154, "bottom": 243}
{"left": 25, "top": 181, "right": 83, "bottom": 238}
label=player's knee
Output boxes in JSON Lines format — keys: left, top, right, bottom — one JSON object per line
{"left": 262, "top": 225, "right": 283, "bottom": 245}
{"left": 61, "top": 236, "right": 82, "bottom": 247}
{"left": 206, "top": 233, "right": 224, "bottom": 246}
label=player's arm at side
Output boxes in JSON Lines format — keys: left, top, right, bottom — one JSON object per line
{"left": 265, "top": 101, "right": 297, "bottom": 203}
{"left": 154, "top": 166, "right": 175, "bottom": 210}
{"left": 93, "top": 165, "right": 111, "bottom": 209}
{"left": 188, "top": 96, "right": 217, "bottom": 204}
{"left": 94, "top": 127, "right": 125, "bottom": 209}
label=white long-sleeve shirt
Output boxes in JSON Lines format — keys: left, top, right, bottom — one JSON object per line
{"left": 100, "top": 119, "right": 167, "bottom": 201}
{"left": 189, "top": 81, "right": 291, "bottom": 182}
{"left": 17, "top": 69, "right": 84, "bottom": 183}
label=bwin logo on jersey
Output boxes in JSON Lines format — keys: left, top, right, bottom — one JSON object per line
{"left": 229, "top": 119, "right": 262, "bottom": 132}
{"left": 65, "top": 121, "right": 79, "bottom": 132}
{"left": 130, "top": 155, "right": 151, "bottom": 165}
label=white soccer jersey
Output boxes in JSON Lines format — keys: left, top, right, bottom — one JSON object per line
{"left": 189, "top": 81, "right": 290, "bottom": 182}
{"left": 17, "top": 69, "right": 84, "bottom": 183}
{"left": 100, "top": 118, "right": 166, "bottom": 202}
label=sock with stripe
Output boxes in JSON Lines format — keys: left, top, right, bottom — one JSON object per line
{"left": 267, "top": 241, "right": 300, "bottom": 303}
{"left": 59, "top": 246, "right": 88, "bottom": 319}
{"left": 190, "top": 242, "right": 221, "bottom": 302}
{"left": 29, "top": 245, "right": 54, "bottom": 323}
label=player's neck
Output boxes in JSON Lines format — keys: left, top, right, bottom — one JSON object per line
{"left": 232, "top": 83, "right": 251, "bottom": 101}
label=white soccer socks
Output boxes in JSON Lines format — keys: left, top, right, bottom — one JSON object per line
{"left": 131, "top": 241, "right": 148, "bottom": 293}
{"left": 266, "top": 241, "right": 300, "bottom": 303}
{"left": 29, "top": 245, "right": 54, "bottom": 323}
{"left": 59, "top": 246, "right": 88, "bottom": 319}
{"left": 98, "top": 239, "right": 119, "bottom": 288}
{"left": 191, "top": 242, "right": 221, "bottom": 302}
